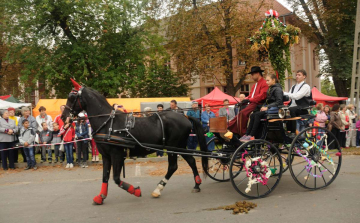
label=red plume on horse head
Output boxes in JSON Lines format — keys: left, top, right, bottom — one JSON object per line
{"left": 70, "top": 78, "right": 82, "bottom": 91}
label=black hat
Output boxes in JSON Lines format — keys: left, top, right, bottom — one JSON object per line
{"left": 248, "top": 66, "right": 265, "bottom": 75}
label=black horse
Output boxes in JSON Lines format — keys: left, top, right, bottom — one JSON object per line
{"left": 62, "top": 79, "right": 208, "bottom": 205}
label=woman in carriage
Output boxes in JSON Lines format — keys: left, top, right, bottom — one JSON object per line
{"left": 240, "top": 74, "right": 283, "bottom": 142}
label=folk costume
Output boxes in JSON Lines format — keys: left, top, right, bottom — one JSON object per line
{"left": 228, "top": 67, "right": 269, "bottom": 136}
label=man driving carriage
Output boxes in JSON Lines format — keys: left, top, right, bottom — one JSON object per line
{"left": 228, "top": 66, "right": 269, "bottom": 136}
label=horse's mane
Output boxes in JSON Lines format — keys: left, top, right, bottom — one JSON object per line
{"left": 85, "top": 87, "right": 113, "bottom": 110}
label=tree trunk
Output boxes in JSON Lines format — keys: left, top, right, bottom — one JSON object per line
{"left": 332, "top": 74, "right": 349, "bottom": 97}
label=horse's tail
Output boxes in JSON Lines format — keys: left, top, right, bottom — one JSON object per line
{"left": 187, "top": 116, "right": 208, "bottom": 177}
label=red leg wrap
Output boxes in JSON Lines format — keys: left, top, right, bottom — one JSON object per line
{"left": 99, "top": 183, "right": 108, "bottom": 197}
{"left": 127, "top": 185, "right": 135, "bottom": 194}
{"left": 195, "top": 175, "right": 202, "bottom": 184}
{"left": 134, "top": 187, "right": 142, "bottom": 197}
{"left": 93, "top": 195, "right": 103, "bottom": 205}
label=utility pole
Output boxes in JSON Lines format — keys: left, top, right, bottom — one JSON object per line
{"left": 350, "top": 0, "right": 360, "bottom": 108}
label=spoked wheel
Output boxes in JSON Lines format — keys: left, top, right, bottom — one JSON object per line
{"left": 289, "top": 127, "right": 342, "bottom": 190}
{"left": 204, "top": 136, "right": 239, "bottom": 182}
{"left": 229, "top": 139, "right": 283, "bottom": 199}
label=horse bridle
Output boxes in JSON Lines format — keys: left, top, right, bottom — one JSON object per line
{"left": 65, "top": 88, "right": 86, "bottom": 118}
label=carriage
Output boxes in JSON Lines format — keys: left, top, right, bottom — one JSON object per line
{"left": 63, "top": 80, "right": 342, "bottom": 204}
{"left": 203, "top": 98, "right": 342, "bottom": 199}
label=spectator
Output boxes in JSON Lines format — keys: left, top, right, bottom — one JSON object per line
{"left": 143, "top": 107, "right": 152, "bottom": 117}
{"left": 88, "top": 124, "right": 100, "bottom": 162}
{"left": 113, "top": 103, "right": 128, "bottom": 113}
{"left": 235, "top": 94, "right": 246, "bottom": 115}
{"left": 328, "top": 104, "right": 343, "bottom": 149}
{"left": 0, "top": 110, "right": 18, "bottom": 170}
{"left": 201, "top": 104, "right": 216, "bottom": 151}
{"left": 76, "top": 117, "right": 89, "bottom": 168}
{"left": 324, "top": 105, "right": 331, "bottom": 127}
{"left": 346, "top": 104, "right": 357, "bottom": 148}
{"left": 52, "top": 122, "right": 63, "bottom": 163}
{"left": 166, "top": 100, "right": 184, "bottom": 114}
{"left": 61, "top": 117, "right": 75, "bottom": 168}
{"left": 39, "top": 122, "right": 53, "bottom": 163}
{"left": 36, "top": 106, "right": 53, "bottom": 132}
{"left": 219, "top": 99, "right": 235, "bottom": 121}
{"left": 339, "top": 104, "right": 349, "bottom": 148}
{"left": 8, "top": 107, "right": 24, "bottom": 163}
{"left": 187, "top": 101, "right": 201, "bottom": 150}
{"left": 314, "top": 103, "right": 328, "bottom": 136}
{"left": 157, "top": 104, "right": 164, "bottom": 112}
{"left": 18, "top": 107, "right": 37, "bottom": 131}
{"left": 19, "top": 119, "right": 37, "bottom": 170}
{"left": 54, "top": 105, "right": 65, "bottom": 129}
{"left": 356, "top": 117, "right": 360, "bottom": 148}
{"left": 156, "top": 105, "right": 164, "bottom": 157}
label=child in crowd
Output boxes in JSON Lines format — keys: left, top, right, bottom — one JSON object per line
{"left": 52, "top": 122, "right": 63, "bottom": 163}
{"left": 19, "top": 120, "right": 37, "bottom": 170}
{"left": 75, "top": 118, "right": 89, "bottom": 168}
{"left": 39, "top": 122, "right": 53, "bottom": 163}
{"left": 61, "top": 118, "right": 75, "bottom": 168}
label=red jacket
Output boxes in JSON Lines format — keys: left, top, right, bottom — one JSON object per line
{"left": 54, "top": 115, "right": 64, "bottom": 129}
{"left": 60, "top": 124, "right": 75, "bottom": 142}
{"left": 247, "top": 77, "right": 268, "bottom": 104}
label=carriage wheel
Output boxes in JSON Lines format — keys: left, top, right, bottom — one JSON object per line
{"left": 229, "top": 139, "right": 283, "bottom": 199}
{"left": 204, "top": 136, "right": 239, "bottom": 182}
{"left": 289, "top": 126, "right": 342, "bottom": 190}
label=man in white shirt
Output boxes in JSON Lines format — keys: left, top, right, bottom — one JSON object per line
{"left": 284, "top": 69, "right": 311, "bottom": 133}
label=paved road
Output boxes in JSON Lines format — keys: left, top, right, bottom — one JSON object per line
{"left": 0, "top": 156, "right": 359, "bottom": 223}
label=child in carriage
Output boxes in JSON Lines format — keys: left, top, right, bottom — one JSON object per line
{"left": 240, "top": 74, "right": 283, "bottom": 142}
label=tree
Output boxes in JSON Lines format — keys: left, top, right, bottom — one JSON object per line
{"left": 0, "top": 0, "right": 185, "bottom": 98}
{"left": 285, "top": 0, "right": 357, "bottom": 97}
{"left": 162, "top": 0, "right": 272, "bottom": 96}
{"left": 321, "top": 77, "right": 337, "bottom": 97}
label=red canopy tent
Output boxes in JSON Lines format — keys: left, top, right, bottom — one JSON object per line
{"left": 0, "top": 95, "right": 11, "bottom": 100}
{"left": 312, "top": 87, "right": 347, "bottom": 107}
{"left": 194, "top": 87, "right": 240, "bottom": 115}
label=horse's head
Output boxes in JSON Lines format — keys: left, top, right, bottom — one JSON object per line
{"left": 61, "top": 79, "right": 87, "bottom": 123}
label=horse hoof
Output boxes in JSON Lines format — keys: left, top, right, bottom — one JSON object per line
{"left": 151, "top": 192, "right": 160, "bottom": 198}
{"left": 93, "top": 195, "right": 104, "bottom": 205}
{"left": 191, "top": 188, "right": 201, "bottom": 193}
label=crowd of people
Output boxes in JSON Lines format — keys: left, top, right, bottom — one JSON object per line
{"left": 1, "top": 66, "right": 357, "bottom": 171}
{"left": 0, "top": 105, "right": 100, "bottom": 171}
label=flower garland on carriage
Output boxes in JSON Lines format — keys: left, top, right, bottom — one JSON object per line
{"left": 248, "top": 9, "right": 301, "bottom": 86}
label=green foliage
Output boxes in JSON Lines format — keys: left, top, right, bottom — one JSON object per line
{"left": 321, "top": 77, "right": 337, "bottom": 97}
{"left": 0, "top": 0, "right": 185, "bottom": 98}
{"left": 286, "top": 0, "right": 357, "bottom": 97}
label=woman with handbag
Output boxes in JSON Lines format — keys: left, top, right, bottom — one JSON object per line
{"left": 339, "top": 104, "right": 349, "bottom": 148}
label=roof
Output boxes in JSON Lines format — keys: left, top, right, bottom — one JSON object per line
{"left": 312, "top": 87, "right": 348, "bottom": 102}
{"left": 194, "top": 87, "right": 240, "bottom": 104}
{"left": 273, "top": 0, "right": 292, "bottom": 16}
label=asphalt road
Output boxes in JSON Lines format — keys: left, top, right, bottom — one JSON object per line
{"left": 0, "top": 156, "right": 359, "bottom": 223}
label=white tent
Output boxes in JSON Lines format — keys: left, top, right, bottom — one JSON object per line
{"left": 0, "top": 99, "right": 32, "bottom": 109}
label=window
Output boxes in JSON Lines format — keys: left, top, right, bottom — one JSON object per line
{"left": 223, "top": 87, "right": 227, "bottom": 94}
{"left": 207, "top": 87, "right": 214, "bottom": 94}
{"left": 240, "top": 84, "right": 249, "bottom": 92}
{"left": 237, "top": 60, "right": 246, "bottom": 66}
